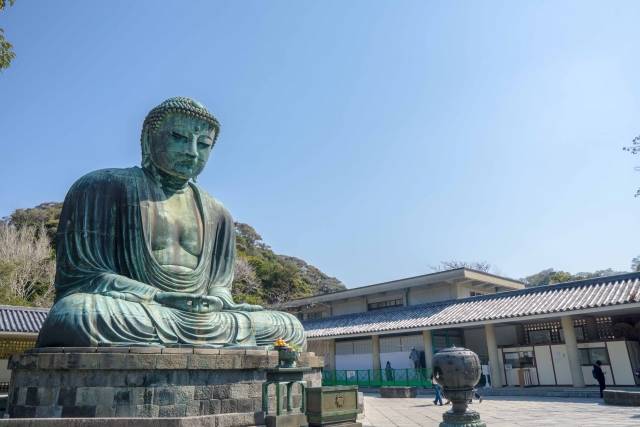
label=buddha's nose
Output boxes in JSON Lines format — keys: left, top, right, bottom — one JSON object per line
{"left": 185, "top": 138, "right": 198, "bottom": 158}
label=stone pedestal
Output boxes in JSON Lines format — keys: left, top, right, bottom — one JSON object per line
{"left": 306, "top": 386, "right": 360, "bottom": 427}
{"left": 3, "top": 348, "right": 323, "bottom": 426}
{"left": 379, "top": 387, "right": 417, "bottom": 398}
{"left": 604, "top": 389, "right": 640, "bottom": 406}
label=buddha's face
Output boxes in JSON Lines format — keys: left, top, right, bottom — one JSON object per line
{"left": 149, "top": 113, "right": 216, "bottom": 180}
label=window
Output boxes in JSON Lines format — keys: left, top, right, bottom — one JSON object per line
{"left": 579, "top": 348, "right": 610, "bottom": 366}
{"left": 367, "top": 298, "right": 403, "bottom": 311}
{"left": 524, "top": 322, "right": 562, "bottom": 345}
{"left": 470, "top": 291, "right": 486, "bottom": 297}
{"left": 503, "top": 351, "right": 535, "bottom": 369}
{"left": 595, "top": 317, "right": 615, "bottom": 340}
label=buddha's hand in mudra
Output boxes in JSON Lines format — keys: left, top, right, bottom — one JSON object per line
{"left": 153, "top": 292, "right": 223, "bottom": 313}
{"left": 227, "top": 302, "right": 263, "bottom": 312}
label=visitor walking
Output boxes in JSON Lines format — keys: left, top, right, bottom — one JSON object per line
{"left": 592, "top": 360, "right": 606, "bottom": 398}
{"left": 469, "top": 388, "right": 483, "bottom": 404}
{"left": 431, "top": 373, "right": 443, "bottom": 406}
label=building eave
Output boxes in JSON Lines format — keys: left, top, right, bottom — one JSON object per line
{"left": 280, "top": 268, "right": 524, "bottom": 309}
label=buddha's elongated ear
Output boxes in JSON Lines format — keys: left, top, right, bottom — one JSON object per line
{"left": 140, "top": 128, "right": 153, "bottom": 169}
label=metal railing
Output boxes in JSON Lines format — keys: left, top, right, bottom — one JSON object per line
{"left": 322, "top": 368, "right": 432, "bottom": 388}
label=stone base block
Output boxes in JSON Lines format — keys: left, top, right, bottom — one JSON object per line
{"left": 5, "top": 348, "right": 323, "bottom": 424}
{"left": 604, "top": 389, "right": 640, "bottom": 406}
{"left": 379, "top": 387, "right": 417, "bottom": 398}
{"left": 0, "top": 412, "right": 264, "bottom": 426}
{"left": 265, "top": 413, "right": 308, "bottom": 427}
{"left": 440, "top": 409, "right": 486, "bottom": 427}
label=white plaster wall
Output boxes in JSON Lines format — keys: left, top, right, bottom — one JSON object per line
{"left": 332, "top": 298, "right": 367, "bottom": 316}
{"left": 456, "top": 285, "right": 471, "bottom": 298}
{"left": 335, "top": 354, "right": 373, "bottom": 371}
{"left": 627, "top": 341, "right": 640, "bottom": 385}
{"left": 608, "top": 340, "right": 635, "bottom": 386}
{"left": 408, "top": 284, "right": 454, "bottom": 305}
{"left": 534, "top": 346, "right": 556, "bottom": 385}
{"left": 550, "top": 345, "right": 572, "bottom": 385}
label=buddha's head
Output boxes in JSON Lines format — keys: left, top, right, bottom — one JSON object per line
{"left": 141, "top": 97, "right": 220, "bottom": 181}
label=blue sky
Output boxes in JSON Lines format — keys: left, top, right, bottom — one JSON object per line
{"left": 2, "top": 1, "right": 640, "bottom": 286}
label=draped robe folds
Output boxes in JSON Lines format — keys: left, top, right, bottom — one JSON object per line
{"left": 36, "top": 167, "right": 306, "bottom": 349}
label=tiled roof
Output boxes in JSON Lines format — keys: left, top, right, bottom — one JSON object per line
{"left": 302, "top": 272, "right": 640, "bottom": 339}
{"left": 0, "top": 305, "right": 48, "bottom": 334}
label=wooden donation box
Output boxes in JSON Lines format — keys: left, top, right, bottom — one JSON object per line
{"left": 305, "top": 386, "right": 361, "bottom": 427}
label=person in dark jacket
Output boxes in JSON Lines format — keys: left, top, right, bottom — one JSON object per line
{"left": 592, "top": 360, "right": 606, "bottom": 398}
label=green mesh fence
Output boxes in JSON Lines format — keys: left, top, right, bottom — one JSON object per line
{"left": 322, "top": 368, "right": 432, "bottom": 388}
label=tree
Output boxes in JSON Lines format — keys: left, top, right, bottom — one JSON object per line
{"left": 0, "top": 0, "right": 16, "bottom": 71}
{"left": 232, "top": 256, "right": 262, "bottom": 304}
{"left": 522, "top": 268, "right": 624, "bottom": 287}
{"left": 5, "top": 202, "right": 62, "bottom": 240}
{"left": 430, "top": 260, "right": 492, "bottom": 273}
{"left": 0, "top": 223, "right": 55, "bottom": 306}
{"left": 631, "top": 256, "right": 640, "bottom": 272}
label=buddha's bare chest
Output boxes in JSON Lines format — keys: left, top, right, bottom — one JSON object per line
{"left": 147, "top": 190, "right": 203, "bottom": 269}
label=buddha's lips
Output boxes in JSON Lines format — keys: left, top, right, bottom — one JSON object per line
{"left": 175, "top": 159, "right": 197, "bottom": 169}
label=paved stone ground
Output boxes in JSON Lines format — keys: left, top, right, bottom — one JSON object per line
{"left": 360, "top": 394, "right": 640, "bottom": 427}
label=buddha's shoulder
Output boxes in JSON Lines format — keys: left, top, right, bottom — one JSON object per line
{"left": 70, "top": 167, "right": 142, "bottom": 190}
{"left": 193, "top": 186, "right": 233, "bottom": 220}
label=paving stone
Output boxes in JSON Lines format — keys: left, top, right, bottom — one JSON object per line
{"left": 359, "top": 394, "right": 640, "bottom": 427}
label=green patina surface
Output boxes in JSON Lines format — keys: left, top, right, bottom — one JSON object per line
{"left": 36, "top": 97, "right": 306, "bottom": 349}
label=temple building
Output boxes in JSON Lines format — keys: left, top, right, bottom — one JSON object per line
{"left": 283, "top": 269, "right": 640, "bottom": 388}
